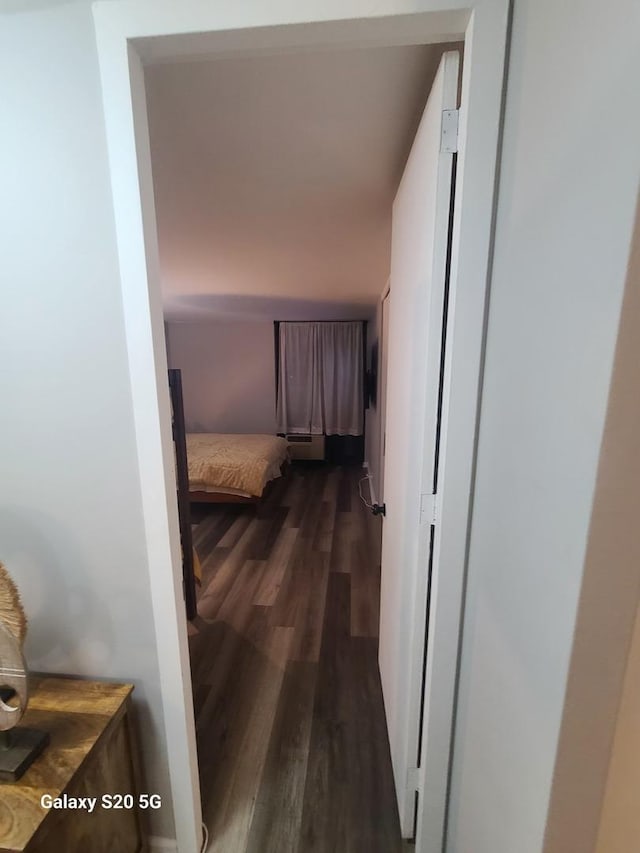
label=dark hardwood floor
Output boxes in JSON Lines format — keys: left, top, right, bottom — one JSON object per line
{"left": 188, "top": 464, "right": 409, "bottom": 853}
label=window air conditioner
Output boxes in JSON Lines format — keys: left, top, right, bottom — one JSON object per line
{"left": 286, "top": 433, "right": 325, "bottom": 461}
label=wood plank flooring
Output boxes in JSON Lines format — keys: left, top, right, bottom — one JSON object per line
{"left": 188, "top": 465, "right": 409, "bottom": 853}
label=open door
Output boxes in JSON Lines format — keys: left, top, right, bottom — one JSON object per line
{"left": 377, "top": 287, "right": 390, "bottom": 504}
{"left": 378, "top": 51, "right": 459, "bottom": 840}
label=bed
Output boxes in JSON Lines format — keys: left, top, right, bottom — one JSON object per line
{"left": 186, "top": 433, "right": 289, "bottom": 503}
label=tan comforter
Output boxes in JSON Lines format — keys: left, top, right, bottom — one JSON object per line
{"left": 186, "top": 433, "right": 288, "bottom": 497}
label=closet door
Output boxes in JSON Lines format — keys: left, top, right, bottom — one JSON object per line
{"left": 378, "top": 50, "right": 459, "bottom": 841}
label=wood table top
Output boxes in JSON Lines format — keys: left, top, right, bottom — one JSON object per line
{"left": 0, "top": 676, "right": 133, "bottom": 853}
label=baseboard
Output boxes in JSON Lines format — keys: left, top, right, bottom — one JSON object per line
{"left": 148, "top": 837, "right": 178, "bottom": 853}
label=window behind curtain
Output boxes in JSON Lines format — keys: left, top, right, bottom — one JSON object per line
{"left": 276, "top": 321, "right": 364, "bottom": 436}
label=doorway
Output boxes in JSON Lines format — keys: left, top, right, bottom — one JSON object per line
{"left": 150, "top": 42, "right": 456, "bottom": 851}
{"left": 93, "top": 5, "right": 509, "bottom": 851}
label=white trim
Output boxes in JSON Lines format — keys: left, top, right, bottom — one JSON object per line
{"left": 91, "top": 4, "right": 509, "bottom": 853}
{"left": 415, "top": 8, "right": 509, "bottom": 851}
{"left": 377, "top": 282, "right": 391, "bottom": 505}
{"left": 92, "top": 15, "right": 202, "bottom": 853}
{"left": 411, "top": 48, "right": 461, "bottom": 835}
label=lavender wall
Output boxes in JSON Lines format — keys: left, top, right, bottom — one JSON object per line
{"left": 166, "top": 320, "right": 278, "bottom": 434}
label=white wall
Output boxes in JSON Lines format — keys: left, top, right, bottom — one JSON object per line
{"left": 0, "top": 2, "right": 174, "bottom": 840}
{"left": 167, "top": 320, "right": 277, "bottom": 434}
{"left": 447, "top": 1, "right": 640, "bottom": 851}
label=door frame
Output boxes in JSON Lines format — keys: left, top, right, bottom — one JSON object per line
{"left": 377, "top": 283, "right": 391, "bottom": 505}
{"left": 92, "top": 3, "right": 510, "bottom": 851}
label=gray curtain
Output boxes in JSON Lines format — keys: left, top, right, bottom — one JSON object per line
{"left": 276, "top": 321, "right": 363, "bottom": 436}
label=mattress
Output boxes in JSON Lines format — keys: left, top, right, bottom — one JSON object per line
{"left": 186, "top": 433, "right": 289, "bottom": 498}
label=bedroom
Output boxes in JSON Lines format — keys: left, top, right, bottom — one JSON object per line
{"left": 145, "top": 40, "right": 459, "bottom": 851}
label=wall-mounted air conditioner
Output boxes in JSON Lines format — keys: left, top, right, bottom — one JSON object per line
{"left": 286, "top": 433, "right": 325, "bottom": 461}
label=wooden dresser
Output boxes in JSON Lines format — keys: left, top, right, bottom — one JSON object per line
{"left": 0, "top": 677, "right": 144, "bottom": 853}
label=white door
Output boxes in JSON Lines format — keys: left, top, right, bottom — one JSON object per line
{"left": 378, "top": 51, "right": 459, "bottom": 838}
{"left": 377, "top": 287, "right": 390, "bottom": 503}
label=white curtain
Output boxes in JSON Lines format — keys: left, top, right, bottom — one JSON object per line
{"left": 276, "top": 321, "right": 364, "bottom": 436}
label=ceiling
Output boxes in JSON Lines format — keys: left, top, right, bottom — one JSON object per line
{"left": 144, "top": 44, "right": 451, "bottom": 321}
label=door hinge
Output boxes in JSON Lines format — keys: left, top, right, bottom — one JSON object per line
{"left": 441, "top": 108, "right": 459, "bottom": 153}
{"left": 420, "top": 493, "right": 438, "bottom": 526}
{"left": 406, "top": 766, "right": 420, "bottom": 794}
